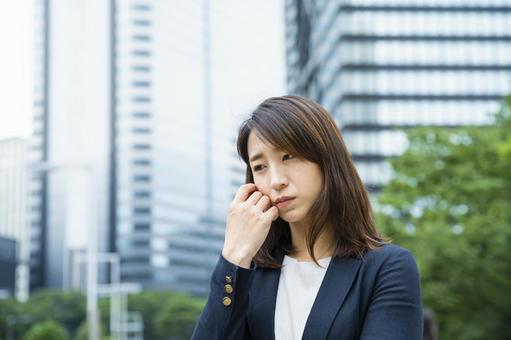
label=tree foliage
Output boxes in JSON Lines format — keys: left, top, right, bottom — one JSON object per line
{"left": 152, "top": 293, "right": 205, "bottom": 339}
{"left": 22, "top": 320, "right": 69, "bottom": 340}
{"left": 0, "top": 298, "right": 20, "bottom": 338}
{"left": 0, "top": 289, "right": 205, "bottom": 340}
{"left": 21, "top": 290, "right": 85, "bottom": 336}
{"left": 376, "top": 96, "right": 511, "bottom": 340}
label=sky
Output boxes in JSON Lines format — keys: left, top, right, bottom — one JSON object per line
{"left": 0, "top": 1, "right": 33, "bottom": 139}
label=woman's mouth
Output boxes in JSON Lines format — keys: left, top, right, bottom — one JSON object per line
{"left": 276, "top": 197, "right": 295, "bottom": 209}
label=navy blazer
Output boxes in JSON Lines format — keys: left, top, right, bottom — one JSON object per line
{"left": 191, "top": 244, "right": 423, "bottom": 340}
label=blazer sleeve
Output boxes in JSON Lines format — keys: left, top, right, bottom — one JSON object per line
{"left": 191, "top": 254, "right": 255, "bottom": 340}
{"left": 360, "top": 248, "right": 423, "bottom": 340}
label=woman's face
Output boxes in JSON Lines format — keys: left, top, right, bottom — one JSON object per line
{"left": 247, "top": 131, "right": 324, "bottom": 225}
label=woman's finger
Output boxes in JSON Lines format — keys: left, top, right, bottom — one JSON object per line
{"left": 255, "top": 195, "right": 271, "bottom": 211}
{"left": 232, "top": 183, "right": 256, "bottom": 203}
{"left": 246, "top": 191, "right": 263, "bottom": 205}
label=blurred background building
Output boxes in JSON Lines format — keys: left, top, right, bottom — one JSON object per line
{"left": 2, "top": 1, "right": 510, "bottom": 338}
{"left": 29, "top": 0, "right": 285, "bottom": 296}
{"left": 285, "top": 0, "right": 511, "bottom": 191}
{"left": 0, "top": 237, "right": 17, "bottom": 298}
{"left": 9, "top": 0, "right": 511, "bottom": 300}
{"left": 30, "top": 0, "right": 112, "bottom": 291}
{"left": 0, "top": 138, "right": 29, "bottom": 300}
{"left": 112, "top": 0, "right": 225, "bottom": 293}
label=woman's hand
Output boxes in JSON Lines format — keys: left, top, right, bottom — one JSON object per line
{"left": 222, "top": 183, "right": 279, "bottom": 268}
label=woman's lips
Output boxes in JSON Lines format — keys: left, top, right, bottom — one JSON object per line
{"left": 276, "top": 198, "right": 295, "bottom": 209}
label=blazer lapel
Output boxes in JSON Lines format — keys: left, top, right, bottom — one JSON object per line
{"left": 301, "top": 255, "right": 362, "bottom": 340}
{"left": 248, "top": 254, "right": 283, "bottom": 340}
{"left": 249, "top": 254, "right": 362, "bottom": 340}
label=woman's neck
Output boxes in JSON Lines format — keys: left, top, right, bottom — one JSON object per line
{"left": 288, "top": 222, "right": 336, "bottom": 261}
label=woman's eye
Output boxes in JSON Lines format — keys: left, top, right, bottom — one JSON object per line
{"left": 252, "top": 155, "right": 293, "bottom": 172}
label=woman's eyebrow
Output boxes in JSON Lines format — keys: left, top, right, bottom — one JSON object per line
{"left": 249, "top": 152, "right": 264, "bottom": 163}
{"left": 249, "top": 145, "right": 285, "bottom": 162}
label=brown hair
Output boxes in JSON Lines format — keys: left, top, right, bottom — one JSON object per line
{"left": 237, "top": 95, "right": 387, "bottom": 269}
{"left": 423, "top": 309, "right": 438, "bottom": 340}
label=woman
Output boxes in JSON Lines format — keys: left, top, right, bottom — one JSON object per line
{"left": 191, "top": 96, "right": 423, "bottom": 340}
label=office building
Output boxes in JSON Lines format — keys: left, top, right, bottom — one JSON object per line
{"left": 31, "top": 0, "right": 285, "bottom": 295}
{"left": 285, "top": 0, "right": 511, "bottom": 190}
{"left": 0, "top": 237, "right": 17, "bottom": 298}
{"left": 30, "top": 0, "right": 113, "bottom": 290}
{"left": 0, "top": 138, "right": 29, "bottom": 299}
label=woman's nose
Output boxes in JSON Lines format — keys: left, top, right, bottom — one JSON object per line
{"left": 270, "top": 167, "right": 288, "bottom": 190}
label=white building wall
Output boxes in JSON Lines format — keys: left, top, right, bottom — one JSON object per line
{"left": 36, "top": 0, "right": 111, "bottom": 288}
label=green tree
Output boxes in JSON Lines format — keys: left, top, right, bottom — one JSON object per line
{"left": 153, "top": 294, "right": 205, "bottom": 340}
{"left": 127, "top": 291, "right": 205, "bottom": 340}
{"left": 376, "top": 96, "right": 511, "bottom": 340}
{"left": 73, "top": 321, "right": 111, "bottom": 340}
{"left": 22, "top": 320, "right": 69, "bottom": 340}
{"left": 20, "top": 290, "right": 85, "bottom": 338}
{"left": 0, "top": 288, "right": 207, "bottom": 339}
{"left": 0, "top": 298, "right": 20, "bottom": 338}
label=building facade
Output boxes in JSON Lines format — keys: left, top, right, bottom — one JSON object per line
{"left": 0, "top": 237, "right": 17, "bottom": 298}
{"left": 285, "top": 0, "right": 511, "bottom": 191}
{"left": 31, "top": 0, "right": 285, "bottom": 296}
{"left": 112, "top": 0, "right": 285, "bottom": 295}
{"left": 0, "top": 138, "right": 29, "bottom": 300}
{"left": 30, "top": 0, "right": 49, "bottom": 291}
{"left": 30, "top": 0, "right": 112, "bottom": 291}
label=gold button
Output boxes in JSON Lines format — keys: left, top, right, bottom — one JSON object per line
{"left": 224, "top": 284, "right": 233, "bottom": 294}
{"left": 222, "top": 297, "right": 232, "bottom": 306}
{"left": 225, "top": 275, "right": 232, "bottom": 283}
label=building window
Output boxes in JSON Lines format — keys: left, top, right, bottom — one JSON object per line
{"left": 132, "top": 35, "right": 151, "bottom": 41}
{"left": 133, "top": 207, "right": 151, "bottom": 214}
{"left": 133, "top": 159, "right": 151, "bottom": 165}
{"left": 132, "top": 19, "right": 151, "bottom": 27}
{"left": 132, "top": 112, "right": 151, "bottom": 118}
{"left": 132, "top": 81, "right": 151, "bottom": 87}
{"left": 132, "top": 96, "right": 151, "bottom": 103}
{"left": 132, "top": 4, "right": 151, "bottom": 11}
{"left": 132, "top": 50, "right": 151, "bottom": 57}
{"left": 133, "top": 175, "right": 151, "bottom": 182}
{"left": 121, "top": 272, "right": 152, "bottom": 280}
{"left": 133, "top": 144, "right": 151, "bottom": 150}
{"left": 125, "top": 256, "right": 149, "bottom": 264}
{"left": 133, "top": 240, "right": 150, "bottom": 247}
{"left": 134, "top": 223, "right": 150, "bottom": 231}
{"left": 132, "top": 65, "right": 151, "bottom": 72}
{"left": 132, "top": 127, "right": 151, "bottom": 134}
{"left": 134, "top": 191, "right": 151, "bottom": 198}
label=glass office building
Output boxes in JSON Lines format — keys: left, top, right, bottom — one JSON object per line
{"left": 31, "top": 0, "right": 285, "bottom": 296}
{"left": 31, "top": 0, "right": 225, "bottom": 295}
{"left": 30, "top": 0, "right": 112, "bottom": 290}
{"left": 113, "top": 1, "right": 284, "bottom": 294}
{"left": 0, "top": 237, "right": 17, "bottom": 298}
{"left": 30, "top": 0, "right": 49, "bottom": 290}
{"left": 112, "top": 1, "right": 225, "bottom": 293}
{"left": 0, "top": 138, "right": 29, "bottom": 300}
{"left": 285, "top": 0, "right": 511, "bottom": 191}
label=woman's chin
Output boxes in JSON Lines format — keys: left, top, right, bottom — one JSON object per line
{"left": 277, "top": 211, "right": 303, "bottom": 224}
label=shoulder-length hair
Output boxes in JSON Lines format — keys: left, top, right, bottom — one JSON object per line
{"left": 236, "top": 95, "right": 387, "bottom": 269}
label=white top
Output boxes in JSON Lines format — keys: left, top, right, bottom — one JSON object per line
{"left": 274, "top": 255, "right": 332, "bottom": 340}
